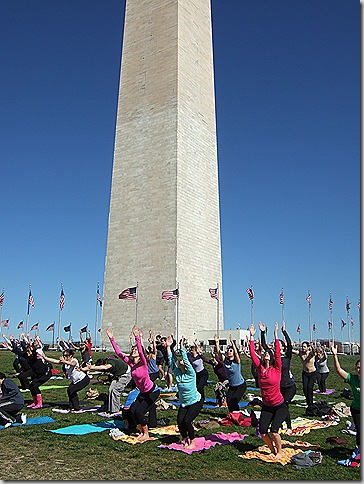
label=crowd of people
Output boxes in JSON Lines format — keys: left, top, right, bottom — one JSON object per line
{"left": 0, "top": 323, "right": 360, "bottom": 460}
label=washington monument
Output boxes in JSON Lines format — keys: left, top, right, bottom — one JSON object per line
{"left": 102, "top": 0, "right": 223, "bottom": 348}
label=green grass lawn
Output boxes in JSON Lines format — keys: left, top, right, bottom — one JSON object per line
{"left": 0, "top": 349, "right": 360, "bottom": 480}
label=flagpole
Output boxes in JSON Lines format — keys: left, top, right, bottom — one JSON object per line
{"left": 135, "top": 282, "right": 139, "bottom": 326}
{"left": 95, "top": 282, "right": 99, "bottom": 348}
{"left": 0, "top": 288, "right": 3, "bottom": 326}
{"left": 175, "top": 282, "right": 179, "bottom": 344}
{"left": 58, "top": 283, "right": 63, "bottom": 341}
{"left": 25, "top": 284, "right": 31, "bottom": 334}
{"left": 52, "top": 322, "right": 55, "bottom": 349}
{"left": 281, "top": 288, "right": 284, "bottom": 325}
{"left": 216, "top": 282, "right": 220, "bottom": 337}
{"left": 346, "top": 297, "right": 351, "bottom": 355}
{"left": 307, "top": 290, "right": 312, "bottom": 342}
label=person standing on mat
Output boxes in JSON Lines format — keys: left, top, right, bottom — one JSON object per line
{"left": 259, "top": 320, "right": 296, "bottom": 429}
{"left": 214, "top": 333, "right": 246, "bottom": 412}
{"left": 85, "top": 356, "right": 131, "bottom": 416}
{"left": 315, "top": 345, "right": 330, "bottom": 394}
{"left": 297, "top": 340, "right": 316, "bottom": 408}
{"left": 187, "top": 342, "right": 209, "bottom": 402}
{"left": 106, "top": 325, "right": 160, "bottom": 441}
{"left": 166, "top": 335, "right": 203, "bottom": 450}
{"left": 249, "top": 322, "right": 289, "bottom": 461}
{"left": 43, "top": 349, "right": 90, "bottom": 412}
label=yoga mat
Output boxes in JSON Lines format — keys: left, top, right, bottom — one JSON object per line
{"left": 159, "top": 431, "right": 248, "bottom": 454}
{"left": 39, "top": 385, "right": 69, "bottom": 390}
{"left": 172, "top": 399, "right": 249, "bottom": 409}
{"left": 239, "top": 440, "right": 320, "bottom": 465}
{"left": 110, "top": 433, "right": 158, "bottom": 445}
{"left": 313, "top": 389, "right": 335, "bottom": 395}
{"left": 1, "top": 416, "right": 56, "bottom": 430}
{"left": 247, "top": 387, "right": 260, "bottom": 391}
{"left": 47, "top": 419, "right": 124, "bottom": 435}
{"left": 124, "top": 388, "right": 140, "bottom": 408}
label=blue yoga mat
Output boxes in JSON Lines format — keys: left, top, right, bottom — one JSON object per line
{"left": 0, "top": 415, "right": 56, "bottom": 430}
{"left": 172, "top": 399, "right": 249, "bottom": 409}
{"left": 247, "top": 386, "right": 260, "bottom": 391}
{"left": 47, "top": 419, "right": 125, "bottom": 435}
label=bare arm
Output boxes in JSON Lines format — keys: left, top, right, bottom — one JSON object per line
{"left": 330, "top": 344, "right": 348, "bottom": 380}
{"left": 214, "top": 333, "right": 224, "bottom": 361}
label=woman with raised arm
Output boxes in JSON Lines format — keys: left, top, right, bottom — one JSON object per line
{"left": 249, "top": 322, "right": 289, "bottom": 461}
{"left": 330, "top": 343, "right": 360, "bottom": 456}
{"left": 106, "top": 325, "right": 160, "bottom": 441}
{"left": 199, "top": 348, "right": 229, "bottom": 407}
{"left": 44, "top": 348, "right": 90, "bottom": 412}
{"left": 259, "top": 321, "right": 296, "bottom": 428}
{"left": 298, "top": 340, "right": 316, "bottom": 408}
{"left": 166, "top": 335, "right": 203, "bottom": 449}
{"left": 214, "top": 333, "right": 246, "bottom": 412}
{"left": 187, "top": 341, "right": 209, "bottom": 401}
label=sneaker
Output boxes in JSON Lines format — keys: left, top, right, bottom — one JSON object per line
{"left": 20, "top": 413, "right": 27, "bottom": 425}
{"left": 4, "top": 422, "right": 12, "bottom": 429}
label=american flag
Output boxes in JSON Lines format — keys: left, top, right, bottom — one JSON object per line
{"left": 162, "top": 288, "right": 179, "bottom": 300}
{"left": 313, "top": 323, "right": 317, "bottom": 332}
{"left": 329, "top": 297, "right": 333, "bottom": 311}
{"left": 246, "top": 288, "right": 254, "bottom": 301}
{"left": 328, "top": 320, "right": 332, "bottom": 330}
{"left": 341, "top": 319, "right": 346, "bottom": 328}
{"left": 209, "top": 288, "right": 218, "bottom": 299}
{"left": 297, "top": 324, "right": 301, "bottom": 333}
{"left": 97, "top": 288, "right": 102, "bottom": 307}
{"left": 279, "top": 291, "right": 284, "bottom": 305}
{"left": 306, "top": 292, "right": 311, "bottom": 304}
{"left": 46, "top": 323, "right": 54, "bottom": 331}
{"left": 0, "top": 290, "right": 4, "bottom": 307}
{"left": 17, "top": 321, "right": 24, "bottom": 329}
{"left": 346, "top": 298, "right": 351, "bottom": 312}
{"left": 350, "top": 317, "right": 354, "bottom": 327}
{"left": 80, "top": 325, "right": 88, "bottom": 333}
{"left": 60, "top": 288, "right": 65, "bottom": 311}
{"left": 358, "top": 301, "right": 361, "bottom": 310}
{"left": 119, "top": 286, "right": 137, "bottom": 300}
{"left": 29, "top": 289, "right": 35, "bottom": 309}
{"left": 30, "top": 322, "right": 39, "bottom": 331}
{"left": 1, "top": 319, "right": 9, "bottom": 327}
{"left": 63, "top": 324, "right": 71, "bottom": 332}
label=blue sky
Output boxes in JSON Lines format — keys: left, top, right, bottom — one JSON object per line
{"left": 0, "top": 0, "right": 360, "bottom": 345}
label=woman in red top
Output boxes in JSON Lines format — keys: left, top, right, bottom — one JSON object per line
{"left": 249, "top": 322, "right": 289, "bottom": 461}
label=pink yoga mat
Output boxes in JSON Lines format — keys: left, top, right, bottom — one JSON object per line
{"left": 158, "top": 431, "right": 248, "bottom": 454}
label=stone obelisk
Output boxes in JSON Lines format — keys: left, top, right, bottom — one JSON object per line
{"left": 102, "top": 0, "right": 223, "bottom": 349}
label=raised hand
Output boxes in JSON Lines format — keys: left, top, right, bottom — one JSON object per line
{"left": 106, "top": 327, "right": 113, "bottom": 339}
{"left": 258, "top": 321, "right": 265, "bottom": 332}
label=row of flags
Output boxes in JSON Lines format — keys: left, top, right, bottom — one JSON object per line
{"left": 245, "top": 287, "right": 360, "bottom": 311}
{"left": 0, "top": 319, "right": 89, "bottom": 334}
{"left": 0, "top": 284, "right": 103, "bottom": 314}
{"left": 296, "top": 317, "right": 355, "bottom": 334}
{"left": 119, "top": 286, "right": 220, "bottom": 301}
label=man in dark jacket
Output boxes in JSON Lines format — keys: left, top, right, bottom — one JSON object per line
{"left": 0, "top": 372, "right": 26, "bottom": 427}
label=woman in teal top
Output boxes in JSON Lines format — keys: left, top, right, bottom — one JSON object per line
{"left": 214, "top": 333, "right": 246, "bottom": 411}
{"left": 166, "top": 336, "right": 203, "bottom": 450}
{"left": 331, "top": 344, "right": 360, "bottom": 454}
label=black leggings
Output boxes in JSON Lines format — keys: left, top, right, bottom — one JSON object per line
{"left": 177, "top": 398, "right": 204, "bottom": 440}
{"left": 351, "top": 407, "right": 360, "bottom": 448}
{"left": 29, "top": 370, "right": 52, "bottom": 396}
{"left": 260, "top": 401, "right": 289, "bottom": 434}
{"left": 196, "top": 368, "right": 209, "bottom": 401}
{"left": 302, "top": 371, "right": 316, "bottom": 406}
{"left": 316, "top": 372, "right": 329, "bottom": 393}
{"left": 129, "top": 386, "right": 160, "bottom": 427}
{"left": 227, "top": 382, "right": 246, "bottom": 412}
{"left": 280, "top": 384, "right": 296, "bottom": 429}
{"left": 67, "top": 375, "right": 90, "bottom": 410}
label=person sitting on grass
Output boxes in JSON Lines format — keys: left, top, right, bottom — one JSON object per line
{"left": 43, "top": 349, "right": 90, "bottom": 413}
{"left": 249, "top": 322, "right": 289, "bottom": 461}
{"left": 330, "top": 343, "right": 360, "bottom": 457}
{"left": 166, "top": 335, "right": 203, "bottom": 450}
{"left": 106, "top": 325, "right": 160, "bottom": 441}
{"left": 0, "top": 372, "right": 26, "bottom": 428}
